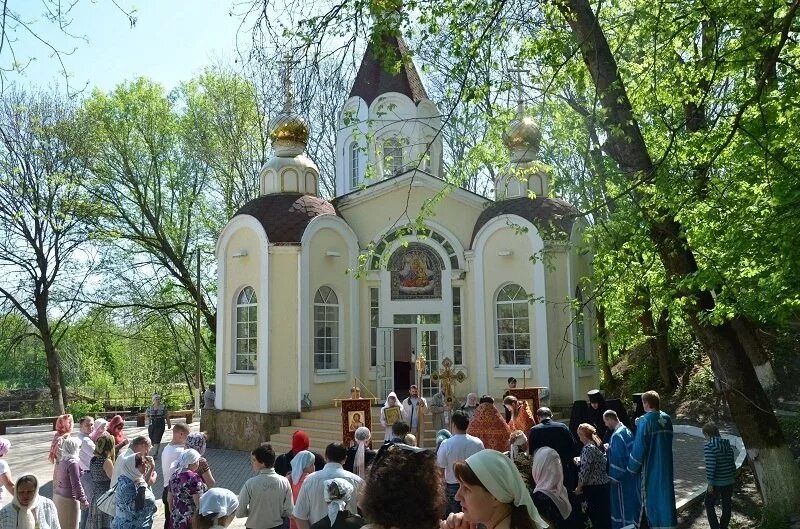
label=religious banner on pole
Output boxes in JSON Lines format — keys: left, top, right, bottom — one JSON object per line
{"left": 508, "top": 387, "right": 545, "bottom": 424}
{"left": 340, "top": 397, "right": 372, "bottom": 448}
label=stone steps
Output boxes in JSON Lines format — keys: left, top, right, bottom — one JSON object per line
{"left": 268, "top": 406, "right": 437, "bottom": 453}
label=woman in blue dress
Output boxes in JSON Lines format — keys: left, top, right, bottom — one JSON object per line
{"left": 112, "top": 454, "right": 157, "bottom": 529}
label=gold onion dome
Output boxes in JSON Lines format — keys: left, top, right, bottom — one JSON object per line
{"left": 502, "top": 102, "right": 541, "bottom": 163}
{"left": 269, "top": 60, "right": 309, "bottom": 156}
{"left": 269, "top": 108, "right": 309, "bottom": 145}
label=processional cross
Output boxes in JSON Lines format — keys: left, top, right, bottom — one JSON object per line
{"left": 431, "top": 357, "right": 466, "bottom": 405}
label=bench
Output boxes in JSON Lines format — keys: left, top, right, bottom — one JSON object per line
{"left": 0, "top": 416, "right": 60, "bottom": 435}
{"left": 136, "top": 409, "right": 194, "bottom": 428}
{"left": 95, "top": 411, "right": 132, "bottom": 421}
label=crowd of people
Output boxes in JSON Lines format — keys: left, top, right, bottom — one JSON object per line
{"left": 0, "top": 388, "right": 738, "bottom": 529}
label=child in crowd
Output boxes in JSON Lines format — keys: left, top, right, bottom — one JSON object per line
{"left": 702, "top": 422, "right": 736, "bottom": 529}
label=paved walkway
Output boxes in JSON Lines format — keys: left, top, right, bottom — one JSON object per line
{"left": 0, "top": 422, "right": 728, "bottom": 528}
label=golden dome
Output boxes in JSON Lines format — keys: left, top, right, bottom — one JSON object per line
{"left": 269, "top": 110, "right": 309, "bottom": 146}
{"left": 502, "top": 113, "right": 541, "bottom": 155}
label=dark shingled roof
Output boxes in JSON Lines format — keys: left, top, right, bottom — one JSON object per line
{"left": 349, "top": 35, "right": 429, "bottom": 106}
{"left": 235, "top": 193, "right": 337, "bottom": 244}
{"left": 471, "top": 196, "right": 581, "bottom": 245}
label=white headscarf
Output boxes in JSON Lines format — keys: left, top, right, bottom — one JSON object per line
{"left": 465, "top": 449, "right": 545, "bottom": 528}
{"left": 510, "top": 431, "right": 528, "bottom": 460}
{"left": 290, "top": 450, "right": 315, "bottom": 484}
{"left": 199, "top": 488, "right": 239, "bottom": 517}
{"left": 532, "top": 447, "right": 572, "bottom": 520}
{"left": 465, "top": 393, "right": 478, "bottom": 407}
{"left": 171, "top": 448, "right": 201, "bottom": 474}
{"left": 60, "top": 437, "right": 81, "bottom": 460}
{"left": 352, "top": 427, "right": 371, "bottom": 478}
{"left": 382, "top": 392, "right": 400, "bottom": 409}
{"left": 324, "top": 478, "right": 354, "bottom": 526}
{"left": 12, "top": 475, "right": 39, "bottom": 529}
{"left": 119, "top": 453, "right": 145, "bottom": 484}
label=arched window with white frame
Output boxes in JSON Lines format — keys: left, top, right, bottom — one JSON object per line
{"left": 382, "top": 137, "right": 405, "bottom": 177}
{"left": 495, "top": 284, "right": 531, "bottom": 366}
{"left": 235, "top": 286, "right": 258, "bottom": 372}
{"left": 314, "top": 286, "right": 340, "bottom": 371}
{"left": 350, "top": 142, "right": 360, "bottom": 189}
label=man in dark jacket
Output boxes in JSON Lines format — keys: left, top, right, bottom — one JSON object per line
{"left": 528, "top": 407, "right": 579, "bottom": 491}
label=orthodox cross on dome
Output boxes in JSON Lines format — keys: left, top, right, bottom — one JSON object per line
{"left": 431, "top": 357, "right": 466, "bottom": 405}
{"left": 279, "top": 54, "right": 296, "bottom": 111}
{"left": 508, "top": 67, "right": 529, "bottom": 113}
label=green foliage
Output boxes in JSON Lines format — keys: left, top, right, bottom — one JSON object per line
{"left": 67, "top": 400, "right": 104, "bottom": 419}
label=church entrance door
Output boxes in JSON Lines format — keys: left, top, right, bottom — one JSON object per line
{"left": 376, "top": 324, "right": 442, "bottom": 402}
{"left": 417, "top": 326, "right": 440, "bottom": 399}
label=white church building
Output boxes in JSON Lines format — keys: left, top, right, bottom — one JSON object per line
{"left": 211, "top": 34, "right": 598, "bottom": 427}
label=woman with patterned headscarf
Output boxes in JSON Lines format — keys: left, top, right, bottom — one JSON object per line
{"left": 168, "top": 449, "right": 207, "bottom": 529}
{"left": 185, "top": 432, "right": 216, "bottom": 486}
{"left": 0, "top": 438, "right": 14, "bottom": 500}
{"left": 309, "top": 478, "right": 365, "bottom": 529}
{"left": 49, "top": 414, "right": 74, "bottom": 464}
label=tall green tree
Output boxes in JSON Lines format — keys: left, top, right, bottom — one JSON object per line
{"left": 0, "top": 87, "right": 95, "bottom": 413}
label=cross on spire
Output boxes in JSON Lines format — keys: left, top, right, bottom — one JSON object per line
{"left": 508, "top": 67, "right": 529, "bottom": 114}
{"left": 279, "top": 54, "right": 295, "bottom": 111}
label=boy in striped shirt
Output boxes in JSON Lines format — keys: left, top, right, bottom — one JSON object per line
{"left": 703, "top": 422, "right": 736, "bottom": 529}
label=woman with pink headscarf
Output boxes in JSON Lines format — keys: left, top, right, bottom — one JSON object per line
{"left": 49, "top": 414, "right": 74, "bottom": 464}
{"left": 0, "top": 438, "right": 14, "bottom": 500}
{"left": 106, "top": 415, "right": 129, "bottom": 453}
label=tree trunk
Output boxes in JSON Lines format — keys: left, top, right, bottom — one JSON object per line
{"left": 636, "top": 289, "right": 678, "bottom": 391}
{"left": 596, "top": 307, "right": 617, "bottom": 393}
{"left": 41, "top": 332, "right": 66, "bottom": 415}
{"left": 558, "top": 0, "right": 800, "bottom": 515}
{"left": 730, "top": 316, "right": 778, "bottom": 392}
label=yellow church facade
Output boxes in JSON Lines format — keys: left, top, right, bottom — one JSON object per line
{"left": 212, "top": 35, "right": 598, "bottom": 422}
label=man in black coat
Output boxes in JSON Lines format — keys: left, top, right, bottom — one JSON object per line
{"left": 528, "top": 407, "right": 579, "bottom": 491}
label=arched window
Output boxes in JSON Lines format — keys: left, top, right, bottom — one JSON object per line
{"left": 382, "top": 137, "right": 405, "bottom": 177}
{"left": 235, "top": 286, "right": 257, "bottom": 372}
{"left": 575, "top": 287, "right": 587, "bottom": 362}
{"left": 350, "top": 142, "right": 360, "bottom": 189}
{"left": 496, "top": 284, "right": 530, "bottom": 365}
{"left": 314, "top": 286, "right": 340, "bottom": 371}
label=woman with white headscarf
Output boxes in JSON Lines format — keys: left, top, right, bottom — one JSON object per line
{"left": 343, "top": 428, "right": 376, "bottom": 478}
{"left": 309, "top": 478, "right": 365, "bottom": 529}
{"left": 0, "top": 438, "right": 14, "bottom": 500}
{"left": 167, "top": 449, "right": 207, "bottom": 529}
{"left": 54, "top": 437, "right": 88, "bottom": 529}
{"left": 288, "top": 450, "right": 316, "bottom": 529}
{"left": 0, "top": 474, "right": 60, "bottom": 529}
{"left": 460, "top": 394, "right": 479, "bottom": 421}
{"left": 193, "top": 488, "right": 239, "bottom": 529}
{"left": 112, "top": 453, "right": 157, "bottom": 529}
{"left": 444, "top": 449, "right": 544, "bottom": 529}
{"left": 531, "top": 447, "right": 585, "bottom": 529}
{"left": 380, "top": 392, "right": 405, "bottom": 441}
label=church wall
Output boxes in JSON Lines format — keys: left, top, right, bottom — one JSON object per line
{"left": 478, "top": 226, "right": 547, "bottom": 398}
{"left": 306, "top": 227, "right": 355, "bottom": 406}
{"left": 569, "top": 222, "right": 599, "bottom": 400}
{"left": 543, "top": 245, "right": 578, "bottom": 407}
{"left": 220, "top": 226, "right": 263, "bottom": 413}
{"left": 268, "top": 249, "right": 301, "bottom": 412}
{"left": 339, "top": 183, "right": 482, "bottom": 252}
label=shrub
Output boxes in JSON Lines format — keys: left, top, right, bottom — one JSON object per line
{"left": 67, "top": 400, "right": 104, "bottom": 419}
